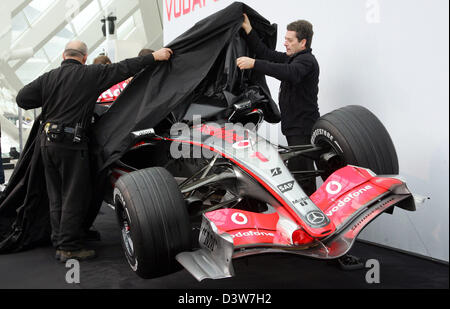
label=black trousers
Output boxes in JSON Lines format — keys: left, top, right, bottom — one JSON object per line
{"left": 40, "top": 135, "right": 92, "bottom": 251}
{"left": 0, "top": 140, "right": 4, "bottom": 184}
{"left": 286, "top": 135, "right": 317, "bottom": 196}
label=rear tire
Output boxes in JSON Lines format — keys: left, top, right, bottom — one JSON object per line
{"left": 114, "top": 167, "right": 191, "bottom": 279}
{"left": 312, "top": 105, "right": 399, "bottom": 179}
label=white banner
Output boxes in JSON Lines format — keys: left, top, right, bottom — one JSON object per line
{"left": 162, "top": 0, "right": 450, "bottom": 262}
{"left": 163, "top": 0, "right": 231, "bottom": 44}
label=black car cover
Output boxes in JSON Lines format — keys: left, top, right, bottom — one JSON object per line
{"left": 0, "top": 117, "right": 51, "bottom": 252}
{"left": 0, "top": 2, "right": 280, "bottom": 252}
{"left": 94, "top": 1, "right": 279, "bottom": 170}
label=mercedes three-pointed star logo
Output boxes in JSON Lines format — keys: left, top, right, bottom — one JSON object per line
{"left": 306, "top": 211, "right": 326, "bottom": 225}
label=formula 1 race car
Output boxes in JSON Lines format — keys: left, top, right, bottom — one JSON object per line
{"left": 104, "top": 86, "right": 421, "bottom": 281}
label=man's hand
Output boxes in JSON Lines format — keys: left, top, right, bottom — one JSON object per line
{"left": 237, "top": 57, "right": 255, "bottom": 70}
{"left": 242, "top": 13, "right": 252, "bottom": 34}
{"left": 153, "top": 48, "right": 173, "bottom": 61}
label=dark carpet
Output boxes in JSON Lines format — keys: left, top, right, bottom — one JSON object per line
{"left": 0, "top": 204, "right": 448, "bottom": 289}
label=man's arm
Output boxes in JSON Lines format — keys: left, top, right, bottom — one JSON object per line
{"left": 243, "top": 14, "right": 288, "bottom": 64}
{"left": 253, "top": 57, "right": 314, "bottom": 84}
{"left": 93, "top": 48, "right": 172, "bottom": 91}
{"left": 16, "top": 76, "right": 43, "bottom": 110}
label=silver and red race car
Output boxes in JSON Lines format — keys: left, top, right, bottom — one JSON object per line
{"left": 106, "top": 88, "right": 423, "bottom": 281}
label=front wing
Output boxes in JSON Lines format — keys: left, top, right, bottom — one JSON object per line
{"left": 176, "top": 166, "right": 420, "bottom": 281}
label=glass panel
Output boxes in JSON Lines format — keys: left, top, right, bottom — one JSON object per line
{"left": 72, "top": 1, "right": 101, "bottom": 34}
{"left": 23, "top": 0, "right": 55, "bottom": 25}
{"left": 7, "top": 60, "right": 20, "bottom": 68}
{"left": 99, "top": 0, "right": 114, "bottom": 10}
{"left": 133, "top": 9, "right": 144, "bottom": 28}
{"left": 117, "top": 15, "right": 135, "bottom": 40}
{"left": 23, "top": 5, "right": 40, "bottom": 25}
{"left": 10, "top": 12, "right": 29, "bottom": 43}
{"left": 42, "top": 25, "right": 76, "bottom": 62}
{"left": 28, "top": 0, "right": 55, "bottom": 13}
{"left": 43, "top": 37, "right": 66, "bottom": 61}
{"left": 15, "top": 50, "right": 50, "bottom": 85}
{"left": 0, "top": 86, "right": 20, "bottom": 148}
{"left": 57, "top": 24, "right": 76, "bottom": 40}
{"left": 0, "top": 87, "right": 18, "bottom": 118}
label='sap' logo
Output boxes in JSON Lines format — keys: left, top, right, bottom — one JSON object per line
{"left": 278, "top": 181, "right": 294, "bottom": 193}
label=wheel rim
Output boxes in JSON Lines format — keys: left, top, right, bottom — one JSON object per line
{"left": 115, "top": 199, "right": 138, "bottom": 268}
{"left": 121, "top": 220, "right": 134, "bottom": 258}
{"left": 315, "top": 138, "right": 346, "bottom": 180}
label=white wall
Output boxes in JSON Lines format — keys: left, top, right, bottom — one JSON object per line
{"left": 163, "top": 0, "right": 449, "bottom": 262}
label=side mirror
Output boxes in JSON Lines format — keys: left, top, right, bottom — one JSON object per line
{"left": 131, "top": 128, "right": 156, "bottom": 140}
{"left": 233, "top": 99, "right": 252, "bottom": 112}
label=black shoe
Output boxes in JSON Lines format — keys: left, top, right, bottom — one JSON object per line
{"left": 9, "top": 147, "right": 20, "bottom": 159}
{"left": 82, "top": 229, "right": 101, "bottom": 241}
{"left": 55, "top": 250, "right": 62, "bottom": 261}
{"left": 58, "top": 249, "right": 97, "bottom": 262}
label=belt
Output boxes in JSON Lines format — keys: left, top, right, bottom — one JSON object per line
{"left": 44, "top": 122, "right": 76, "bottom": 134}
{"left": 43, "top": 122, "right": 85, "bottom": 144}
{"left": 63, "top": 127, "right": 76, "bottom": 134}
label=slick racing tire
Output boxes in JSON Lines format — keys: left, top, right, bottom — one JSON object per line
{"left": 311, "top": 105, "right": 399, "bottom": 179}
{"left": 114, "top": 167, "right": 192, "bottom": 279}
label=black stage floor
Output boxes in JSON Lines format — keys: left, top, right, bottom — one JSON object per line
{"left": 0, "top": 205, "right": 448, "bottom": 289}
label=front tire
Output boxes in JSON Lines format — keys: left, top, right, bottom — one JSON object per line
{"left": 312, "top": 105, "right": 399, "bottom": 179}
{"left": 114, "top": 167, "right": 192, "bottom": 279}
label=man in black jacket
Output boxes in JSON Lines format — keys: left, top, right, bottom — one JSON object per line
{"left": 16, "top": 40, "right": 172, "bottom": 261}
{"left": 0, "top": 123, "right": 4, "bottom": 187}
{"left": 237, "top": 14, "right": 319, "bottom": 196}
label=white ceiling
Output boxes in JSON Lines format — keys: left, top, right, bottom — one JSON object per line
{"left": 1, "top": 0, "right": 163, "bottom": 96}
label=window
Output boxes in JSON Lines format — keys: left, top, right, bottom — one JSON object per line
{"left": 43, "top": 25, "right": 76, "bottom": 61}
{"left": 117, "top": 15, "right": 136, "bottom": 40}
{"left": 99, "top": 0, "right": 114, "bottom": 10}
{"left": 23, "top": 0, "right": 55, "bottom": 25}
{"left": 10, "top": 12, "right": 29, "bottom": 43}
{"left": 15, "top": 50, "right": 50, "bottom": 85}
{"left": 72, "top": 1, "right": 101, "bottom": 34}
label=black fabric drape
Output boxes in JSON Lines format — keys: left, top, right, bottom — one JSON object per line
{"left": 0, "top": 2, "right": 279, "bottom": 252}
{"left": 93, "top": 2, "right": 279, "bottom": 170}
{"left": 0, "top": 117, "right": 51, "bottom": 252}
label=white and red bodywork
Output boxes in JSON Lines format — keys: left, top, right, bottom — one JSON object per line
{"left": 203, "top": 166, "right": 403, "bottom": 248}
{"left": 111, "top": 122, "right": 418, "bottom": 281}
{"left": 97, "top": 80, "right": 130, "bottom": 106}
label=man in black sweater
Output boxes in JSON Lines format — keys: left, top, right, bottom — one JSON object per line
{"left": 16, "top": 40, "right": 172, "bottom": 261}
{"left": 237, "top": 14, "right": 320, "bottom": 196}
{"left": 0, "top": 123, "right": 4, "bottom": 187}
